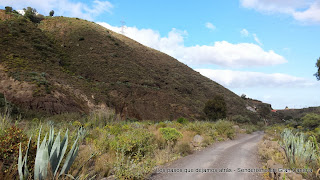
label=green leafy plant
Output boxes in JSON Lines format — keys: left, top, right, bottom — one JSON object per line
{"left": 302, "top": 113, "right": 320, "bottom": 130}
{"left": 159, "top": 127, "right": 182, "bottom": 143}
{"left": 18, "top": 126, "right": 86, "bottom": 179}
{"left": 110, "top": 129, "right": 155, "bottom": 157}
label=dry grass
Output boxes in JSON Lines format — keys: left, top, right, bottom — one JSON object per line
{"left": 94, "top": 153, "right": 115, "bottom": 178}
{"left": 180, "top": 130, "right": 196, "bottom": 143}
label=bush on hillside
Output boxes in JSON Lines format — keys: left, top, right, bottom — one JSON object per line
{"left": 5, "top": 6, "right": 13, "bottom": 13}
{"left": 49, "top": 10, "right": 54, "bottom": 17}
{"left": 302, "top": 113, "right": 320, "bottom": 130}
{"left": 240, "top": 94, "right": 247, "bottom": 99}
{"left": 203, "top": 95, "right": 227, "bottom": 121}
{"left": 23, "top": 7, "right": 44, "bottom": 23}
{"left": 232, "top": 115, "right": 251, "bottom": 124}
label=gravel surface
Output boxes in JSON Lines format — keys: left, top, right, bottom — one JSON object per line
{"left": 148, "top": 131, "right": 264, "bottom": 180}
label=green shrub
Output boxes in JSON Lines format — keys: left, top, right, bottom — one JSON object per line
{"left": 232, "top": 115, "right": 250, "bottom": 124}
{"left": 302, "top": 113, "right": 320, "bottom": 130}
{"left": 49, "top": 10, "right": 54, "bottom": 17}
{"left": 203, "top": 95, "right": 227, "bottom": 121}
{"left": 177, "top": 117, "right": 189, "bottom": 125}
{"left": 285, "top": 119, "right": 301, "bottom": 128}
{"left": 105, "top": 123, "right": 131, "bottom": 135}
{"left": 156, "top": 122, "right": 166, "bottom": 129}
{"left": 159, "top": 127, "right": 182, "bottom": 143}
{"left": 23, "top": 7, "right": 44, "bottom": 23}
{"left": 110, "top": 129, "right": 155, "bottom": 157}
{"left": 87, "top": 127, "right": 109, "bottom": 153}
{"left": 214, "top": 120, "right": 235, "bottom": 139}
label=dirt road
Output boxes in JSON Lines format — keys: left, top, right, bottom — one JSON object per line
{"left": 148, "top": 131, "right": 264, "bottom": 180}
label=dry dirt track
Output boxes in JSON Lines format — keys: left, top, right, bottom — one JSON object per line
{"left": 148, "top": 131, "right": 264, "bottom": 180}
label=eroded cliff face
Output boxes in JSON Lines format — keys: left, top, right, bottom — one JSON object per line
{"left": 0, "top": 65, "right": 87, "bottom": 114}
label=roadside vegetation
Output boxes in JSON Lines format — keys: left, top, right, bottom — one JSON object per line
{"left": 0, "top": 99, "right": 263, "bottom": 179}
{"left": 259, "top": 113, "right": 320, "bottom": 179}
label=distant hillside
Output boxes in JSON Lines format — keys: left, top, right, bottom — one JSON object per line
{"left": 0, "top": 10, "right": 257, "bottom": 121}
{"left": 272, "top": 107, "right": 320, "bottom": 121}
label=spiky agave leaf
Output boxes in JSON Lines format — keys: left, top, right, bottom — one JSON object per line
{"left": 34, "top": 133, "right": 49, "bottom": 180}
{"left": 49, "top": 131, "right": 60, "bottom": 174}
{"left": 49, "top": 130, "right": 69, "bottom": 176}
{"left": 48, "top": 126, "right": 54, "bottom": 154}
{"left": 18, "top": 143, "right": 24, "bottom": 180}
{"left": 59, "top": 136, "right": 79, "bottom": 176}
{"left": 18, "top": 136, "right": 31, "bottom": 179}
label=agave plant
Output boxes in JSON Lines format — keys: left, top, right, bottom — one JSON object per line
{"left": 18, "top": 126, "right": 86, "bottom": 180}
{"left": 279, "top": 128, "right": 317, "bottom": 167}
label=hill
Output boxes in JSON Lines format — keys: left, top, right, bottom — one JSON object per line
{"left": 272, "top": 107, "right": 320, "bottom": 121}
{"left": 0, "top": 10, "right": 256, "bottom": 121}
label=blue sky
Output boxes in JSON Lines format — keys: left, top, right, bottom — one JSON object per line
{"left": 1, "top": 0, "right": 320, "bottom": 109}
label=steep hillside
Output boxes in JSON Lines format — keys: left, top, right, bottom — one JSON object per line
{"left": 0, "top": 10, "right": 255, "bottom": 120}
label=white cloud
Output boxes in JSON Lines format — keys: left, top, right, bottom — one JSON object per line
{"left": 240, "top": 0, "right": 320, "bottom": 23}
{"left": 205, "top": 22, "right": 216, "bottom": 31}
{"left": 293, "top": 2, "right": 320, "bottom": 23}
{"left": 195, "top": 69, "right": 319, "bottom": 88}
{"left": 240, "top": 29, "right": 263, "bottom": 46}
{"left": 252, "top": 33, "right": 263, "bottom": 46}
{"left": 98, "top": 22, "right": 287, "bottom": 68}
{"left": 240, "top": 29, "right": 249, "bottom": 37}
{"left": 0, "top": 0, "right": 113, "bottom": 20}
